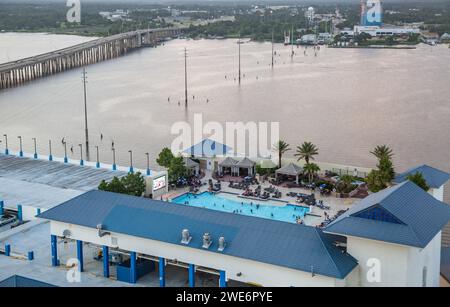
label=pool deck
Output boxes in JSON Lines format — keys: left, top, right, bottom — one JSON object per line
{"left": 163, "top": 170, "right": 358, "bottom": 227}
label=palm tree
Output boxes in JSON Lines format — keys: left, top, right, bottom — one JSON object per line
{"left": 371, "top": 145, "right": 394, "bottom": 160}
{"left": 295, "top": 142, "right": 319, "bottom": 164}
{"left": 303, "top": 162, "right": 320, "bottom": 183}
{"left": 273, "top": 140, "right": 291, "bottom": 168}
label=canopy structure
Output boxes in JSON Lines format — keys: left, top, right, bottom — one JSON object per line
{"left": 184, "top": 157, "right": 200, "bottom": 176}
{"left": 218, "top": 157, "right": 256, "bottom": 177}
{"left": 276, "top": 163, "right": 303, "bottom": 184}
{"left": 236, "top": 158, "right": 256, "bottom": 177}
{"left": 218, "top": 157, "right": 238, "bottom": 176}
{"left": 182, "top": 139, "right": 232, "bottom": 158}
{"left": 259, "top": 159, "right": 277, "bottom": 169}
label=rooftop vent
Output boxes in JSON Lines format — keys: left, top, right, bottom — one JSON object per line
{"left": 202, "top": 232, "right": 212, "bottom": 249}
{"left": 181, "top": 229, "right": 192, "bottom": 245}
{"left": 62, "top": 229, "right": 72, "bottom": 238}
{"left": 97, "top": 224, "right": 110, "bottom": 238}
{"left": 218, "top": 236, "right": 226, "bottom": 252}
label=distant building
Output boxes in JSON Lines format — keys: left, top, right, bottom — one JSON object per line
{"left": 354, "top": 25, "right": 420, "bottom": 37}
{"left": 305, "top": 7, "right": 315, "bottom": 23}
{"left": 440, "top": 33, "right": 450, "bottom": 43}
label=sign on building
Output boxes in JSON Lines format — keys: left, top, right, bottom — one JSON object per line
{"left": 362, "top": 0, "right": 383, "bottom": 27}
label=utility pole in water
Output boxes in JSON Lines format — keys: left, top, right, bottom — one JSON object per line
{"left": 291, "top": 25, "right": 294, "bottom": 58}
{"left": 184, "top": 48, "right": 188, "bottom": 108}
{"left": 82, "top": 68, "right": 89, "bottom": 156}
{"left": 272, "top": 30, "right": 274, "bottom": 68}
{"left": 238, "top": 34, "right": 241, "bottom": 85}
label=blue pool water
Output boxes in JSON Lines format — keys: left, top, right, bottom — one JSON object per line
{"left": 171, "top": 192, "right": 309, "bottom": 224}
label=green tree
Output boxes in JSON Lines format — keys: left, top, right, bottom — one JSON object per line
{"left": 367, "top": 145, "right": 396, "bottom": 192}
{"left": 157, "top": 147, "right": 174, "bottom": 168}
{"left": 336, "top": 175, "right": 356, "bottom": 194}
{"left": 371, "top": 145, "right": 394, "bottom": 160}
{"left": 366, "top": 170, "right": 387, "bottom": 193}
{"left": 273, "top": 140, "right": 291, "bottom": 169}
{"left": 295, "top": 142, "right": 319, "bottom": 164}
{"left": 303, "top": 162, "right": 320, "bottom": 183}
{"left": 168, "top": 156, "right": 188, "bottom": 183}
{"left": 407, "top": 172, "right": 430, "bottom": 191}
{"left": 121, "top": 172, "right": 146, "bottom": 196}
{"left": 377, "top": 155, "right": 395, "bottom": 183}
{"left": 98, "top": 173, "right": 146, "bottom": 197}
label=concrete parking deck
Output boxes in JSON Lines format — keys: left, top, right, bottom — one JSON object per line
{"left": 0, "top": 154, "right": 127, "bottom": 191}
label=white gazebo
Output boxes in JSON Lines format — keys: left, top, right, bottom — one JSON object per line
{"left": 218, "top": 157, "right": 239, "bottom": 176}
{"left": 276, "top": 163, "right": 303, "bottom": 184}
{"left": 235, "top": 158, "right": 256, "bottom": 177}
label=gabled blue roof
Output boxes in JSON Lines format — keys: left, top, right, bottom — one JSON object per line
{"left": 183, "top": 139, "right": 232, "bottom": 157}
{"left": 325, "top": 181, "right": 450, "bottom": 248}
{"left": 39, "top": 190, "right": 357, "bottom": 279}
{"left": 0, "top": 275, "right": 56, "bottom": 288}
{"left": 394, "top": 165, "right": 450, "bottom": 189}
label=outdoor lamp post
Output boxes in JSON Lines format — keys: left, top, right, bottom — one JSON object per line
{"left": 17, "top": 136, "right": 23, "bottom": 157}
{"left": 79, "top": 144, "right": 84, "bottom": 166}
{"left": 95, "top": 146, "right": 100, "bottom": 168}
{"left": 48, "top": 140, "right": 53, "bottom": 161}
{"left": 3, "top": 134, "right": 8, "bottom": 155}
{"left": 128, "top": 150, "right": 134, "bottom": 173}
{"left": 63, "top": 141, "right": 68, "bottom": 163}
{"left": 112, "top": 147, "right": 117, "bottom": 171}
{"left": 32, "top": 138, "right": 37, "bottom": 159}
{"left": 145, "top": 152, "right": 151, "bottom": 176}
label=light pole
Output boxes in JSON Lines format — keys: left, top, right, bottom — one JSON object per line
{"left": 32, "top": 138, "right": 38, "bottom": 159}
{"left": 95, "top": 146, "right": 100, "bottom": 168}
{"left": 17, "top": 136, "right": 23, "bottom": 157}
{"left": 79, "top": 144, "right": 84, "bottom": 166}
{"left": 48, "top": 140, "right": 53, "bottom": 161}
{"left": 145, "top": 153, "right": 151, "bottom": 176}
{"left": 3, "top": 134, "right": 8, "bottom": 155}
{"left": 128, "top": 150, "right": 134, "bottom": 174}
{"left": 112, "top": 147, "right": 117, "bottom": 171}
{"left": 63, "top": 141, "right": 68, "bottom": 163}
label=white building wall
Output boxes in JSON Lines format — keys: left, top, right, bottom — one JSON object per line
{"left": 346, "top": 236, "right": 408, "bottom": 287}
{"left": 50, "top": 221, "right": 348, "bottom": 287}
{"left": 405, "top": 232, "right": 441, "bottom": 287}
{"left": 429, "top": 185, "right": 444, "bottom": 202}
{"left": 347, "top": 233, "right": 442, "bottom": 287}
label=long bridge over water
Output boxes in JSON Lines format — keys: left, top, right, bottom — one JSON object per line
{"left": 0, "top": 28, "right": 182, "bottom": 90}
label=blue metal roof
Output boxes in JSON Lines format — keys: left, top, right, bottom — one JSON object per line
{"left": 325, "top": 181, "right": 450, "bottom": 248}
{"left": 394, "top": 165, "right": 450, "bottom": 189}
{"left": 183, "top": 139, "right": 232, "bottom": 157}
{"left": 0, "top": 275, "right": 56, "bottom": 287}
{"left": 39, "top": 190, "right": 357, "bottom": 279}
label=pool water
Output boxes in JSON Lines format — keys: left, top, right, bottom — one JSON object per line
{"left": 171, "top": 192, "right": 309, "bottom": 224}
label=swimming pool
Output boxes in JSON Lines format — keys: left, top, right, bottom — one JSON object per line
{"left": 171, "top": 192, "right": 309, "bottom": 224}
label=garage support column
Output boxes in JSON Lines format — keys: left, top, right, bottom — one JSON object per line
{"left": 103, "top": 246, "right": 110, "bottom": 278}
{"left": 51, "top": 235, "right": 58, "bottom": 267}
{"left": 130, "top": 251, "right": 137, "bottom": 284}
{"left": 188, "top": 264, "right": 195, "bottom": 287}
{"left": 159, "top": 257, "right": 166, "bottom": 287}
{"left": 76, "top": 240, "right": 84, "bottom": 272}
{"left": 219, "top": 270, "right": 227, "bottom": 288}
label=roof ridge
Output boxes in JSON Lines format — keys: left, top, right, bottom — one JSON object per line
{"left": 314, "top": 228, "right": 343, "bottom": 278}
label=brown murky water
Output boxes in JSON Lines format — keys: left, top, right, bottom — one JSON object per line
{"left": 0, "top": 35, "right": 449, "bottom": 182}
